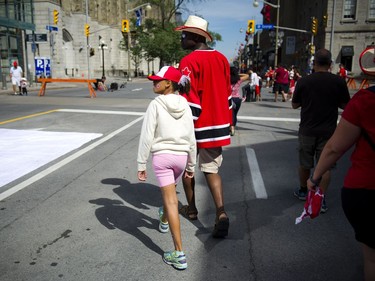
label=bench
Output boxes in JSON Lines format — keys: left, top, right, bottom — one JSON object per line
{"left": 37, "top": 78, "right": 97, "bottom": 98}
{"left": 346, "top": 76, "right": 372, "bottom": 90}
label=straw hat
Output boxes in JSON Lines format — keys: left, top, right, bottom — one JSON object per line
{"left": 175, "top": 15, "right": 213, "bottom": 42}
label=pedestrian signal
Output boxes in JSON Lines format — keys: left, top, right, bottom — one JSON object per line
{"left": 85, "top": 24, "right": 90, "bottom": 37}
{"left": 53, "top": 10, "right": 59, "bottom": 25}
{"left": 122, "top": 19, "right": 129, "bottom": 33}
{"left": 247, "top": 20, "right": 255, "bottom": 34}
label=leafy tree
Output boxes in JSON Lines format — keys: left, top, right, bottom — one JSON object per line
{"left": 119, "top": 0, "right": 222, "bottom": 70}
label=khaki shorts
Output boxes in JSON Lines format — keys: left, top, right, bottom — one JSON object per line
{"left": 198, "top": 147, "right": 223, "bottom": 173}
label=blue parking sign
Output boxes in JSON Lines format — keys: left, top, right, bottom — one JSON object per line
{"left": 35, "top": 57, "right": 51, "bottom": 77}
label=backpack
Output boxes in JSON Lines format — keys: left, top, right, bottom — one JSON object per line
{"left": 110, "top": 82, "right": 118, "bottom": 91}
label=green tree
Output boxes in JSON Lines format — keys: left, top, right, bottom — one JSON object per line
{"left": 119, "top": 0, "right": 222, "bottom": 70}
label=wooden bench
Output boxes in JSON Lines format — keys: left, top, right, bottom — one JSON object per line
{"left": 37, "top": 78, "right": 97, "bottom": 98}
{"left": 346, "top": 77, "right": 357, "bottom": 89}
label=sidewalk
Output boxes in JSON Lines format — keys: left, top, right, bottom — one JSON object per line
{"left": 0, "top": 81, "right": 86, "bottom": 96}
{"left": 0, "top": 76, "right": 147, "bottom": 96}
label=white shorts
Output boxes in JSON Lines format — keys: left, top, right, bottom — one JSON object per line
{"left": 12, "top": 77, "right": 21, "bottom": 86}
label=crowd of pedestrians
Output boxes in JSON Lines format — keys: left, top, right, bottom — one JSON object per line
{"left": 133, "top": 15, "right": 373, "bottom": 279}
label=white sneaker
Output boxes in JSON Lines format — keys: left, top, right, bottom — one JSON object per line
{"left": 158, "top": 206, "right": 169, "bottom": 233}
{"left": 14, "top": 92, "right": 18, "bottom": 95}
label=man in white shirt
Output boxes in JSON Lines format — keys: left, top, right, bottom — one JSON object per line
{"left": 10, "top": 61, "right": 23, "bottom": 95}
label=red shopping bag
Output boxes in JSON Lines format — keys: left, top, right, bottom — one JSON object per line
{"left": 295, "top": 187, "right": 324, "bottom": 224}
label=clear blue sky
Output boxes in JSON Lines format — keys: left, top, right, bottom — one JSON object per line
{"left": 180, "top": 0, "right": 263, "bottom": 62}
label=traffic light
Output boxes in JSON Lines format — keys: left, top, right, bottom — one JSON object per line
{"left": 261, "top": 4, "right": 271, "bottom": 23}
{"left": 85, "top": 24, "right": 90, "bottom": 37}
{"left": 311, "top": 17, "right": 318, "bottom": 36}
{"left": 122, "top": 19, "right": 129, "bottom": 33}
{"left": 308, "top": 43, "right": 315, "bottom": 55}
{"left": 247, "top": 20, "right": 255, "bottom": 34}
{"left": 53, "top": 10, "right": 59, "bottom": 25}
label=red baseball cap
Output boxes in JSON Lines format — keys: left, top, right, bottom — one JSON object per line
{"left": 148, "top": 66, "right": 182, "bottom": 83}
{"left": 13, "top": 61, "right": 18, "bottom": 67}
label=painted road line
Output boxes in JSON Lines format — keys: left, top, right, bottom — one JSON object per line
{"left": 0, "top": 116, "right": 144, "bottom": 201}
{"left": 0, "top": 110, "right": 58, "bottom": 125}
{"left": 238, "top": 116, "right": 299, "bottom": 122}
{"left": 246, "top": 147, "right": 268, "bottom": 199}
{"left": 57, "top": 109, "right": 144, "bottom": 116}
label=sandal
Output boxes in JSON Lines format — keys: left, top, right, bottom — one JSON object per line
{"left": 212, "top": 208, "right": 229, "bottom": 238}
{"left": 179, "top": 205, "right": 198, "bottom": 221}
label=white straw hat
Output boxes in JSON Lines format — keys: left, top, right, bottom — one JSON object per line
{"left": 175, "top": 15, "right": 213, "bottom": 42}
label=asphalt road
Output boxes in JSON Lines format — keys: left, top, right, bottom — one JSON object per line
{"left": 0, "top": 82, "right": 363, "bottom": 281}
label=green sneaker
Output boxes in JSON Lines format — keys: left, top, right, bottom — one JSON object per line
{"left": 158, "top": 206, "right": 169, "bottom": 233}
{"left": 162, "top": 250, "right": 187, "bottom": 270}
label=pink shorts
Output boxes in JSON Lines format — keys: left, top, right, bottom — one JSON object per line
{"left": 152, "top": 153, "right": 188, "bottom": 187}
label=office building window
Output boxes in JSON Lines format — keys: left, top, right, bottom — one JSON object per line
{"left": 370, "top": 0, "right": 375, "bottom": 19}
{"left": 343, "top": 0, "right": 357, "bottom": 20}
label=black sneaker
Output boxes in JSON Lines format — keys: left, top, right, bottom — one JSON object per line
{"left": 294, "top": 188, "right": 307, "bottom": 200}
{"left": 320, "top": 198, "right": 328, "bottom": 213}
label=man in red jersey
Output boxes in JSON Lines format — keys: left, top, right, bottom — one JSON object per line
{"left": 175, "top": 15, "right": 232, "bottom": 238}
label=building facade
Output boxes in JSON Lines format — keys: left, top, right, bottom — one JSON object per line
{"left": 0, "top": 0, "right": 35, "bottom": 83}
{"left": 1, "top": 0, "right": 171, "bottom": 83}
{"left": 251, "top": 0, "right": 375, "bottom": 75}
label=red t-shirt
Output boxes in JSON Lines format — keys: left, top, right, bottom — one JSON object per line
{"left": 339, "top": 67, "right": 347, "bottom": 79}
{"left": 274, "top": 67, "right": 289, "bottom": 84}
{"left": 179, "top": 49, "right": 232, "bottom": 148}
{"left": 342, "top": 88, "right": 375, "bottom": 189}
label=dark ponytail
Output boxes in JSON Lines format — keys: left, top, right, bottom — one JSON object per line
{"left": 173, "top": 75, "right": 191, "bottom": 95}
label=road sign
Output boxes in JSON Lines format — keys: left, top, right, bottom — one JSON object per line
{"left": 46, "top": 25, "right": 58, "bottom": 32}
{"left": 256, "top": 24, "right": 274, "bottom": 30}
{"left": 26, "top": 33, "right": 48, "bottom": 42}
{"left": 35, "top": 57, "right": 51, "bottom": 77}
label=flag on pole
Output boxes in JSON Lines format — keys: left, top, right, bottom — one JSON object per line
{"left": 135, "top": 8, "right": 142, "bottom": 26}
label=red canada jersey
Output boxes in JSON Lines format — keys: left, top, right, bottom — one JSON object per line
{"left": 179, "top": 49, "right": 232, "bottom": 148}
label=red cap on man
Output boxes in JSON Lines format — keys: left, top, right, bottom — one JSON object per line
{"left": 13, "top": 61, "right": 18, "bottom": 67}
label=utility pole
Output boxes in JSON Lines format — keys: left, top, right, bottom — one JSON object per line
{"left": 85, "top": 0, "right": 90, "bottom": 79}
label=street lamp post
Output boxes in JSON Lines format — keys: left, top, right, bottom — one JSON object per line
{"left": 124, "top": 1, "right": 152, "bottom": 81}
{"left": 98, "top": 36, "right": 107, "bottom": 77}
{"left": 253, "top": 0, "right": 280, "bottom": 69}
{"left": 101, "top": 42, "right": 105, "bottom": 77}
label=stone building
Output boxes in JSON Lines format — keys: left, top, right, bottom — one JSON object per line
{"left": 30, "top": 0, "right": 164, "bottom": 80}
{"left": 0, "top": 0, "right": 176, "bottom": 83}
{"left": 251, "top": 0, "right": 375, "bottom": 75}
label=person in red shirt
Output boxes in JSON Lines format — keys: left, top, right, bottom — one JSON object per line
{"left": 175, "top": 15, "right": 231, "bottom": 238}
{"left": 307, "top": 85, "right": 375, "bottom": 281}
{"left": 273, "top": 63, "right": 289, "bottom": 102}
{"left": 338, "top": 63, "right": 348, "bottom": 80}
{"left": 265, "top": 66, "right": 274, "bottom": 88}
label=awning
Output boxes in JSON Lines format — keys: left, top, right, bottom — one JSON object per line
{"left": 341, "top": 46, "right": 354, "bottom": 56}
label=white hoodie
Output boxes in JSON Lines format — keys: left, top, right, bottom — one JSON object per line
{"left": 137, "top": 93, "right": 196, "bottom": 172}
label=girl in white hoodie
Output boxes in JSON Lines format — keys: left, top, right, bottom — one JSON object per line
{"left": 137, "top": 66, "right": 196, "bottom": 270}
